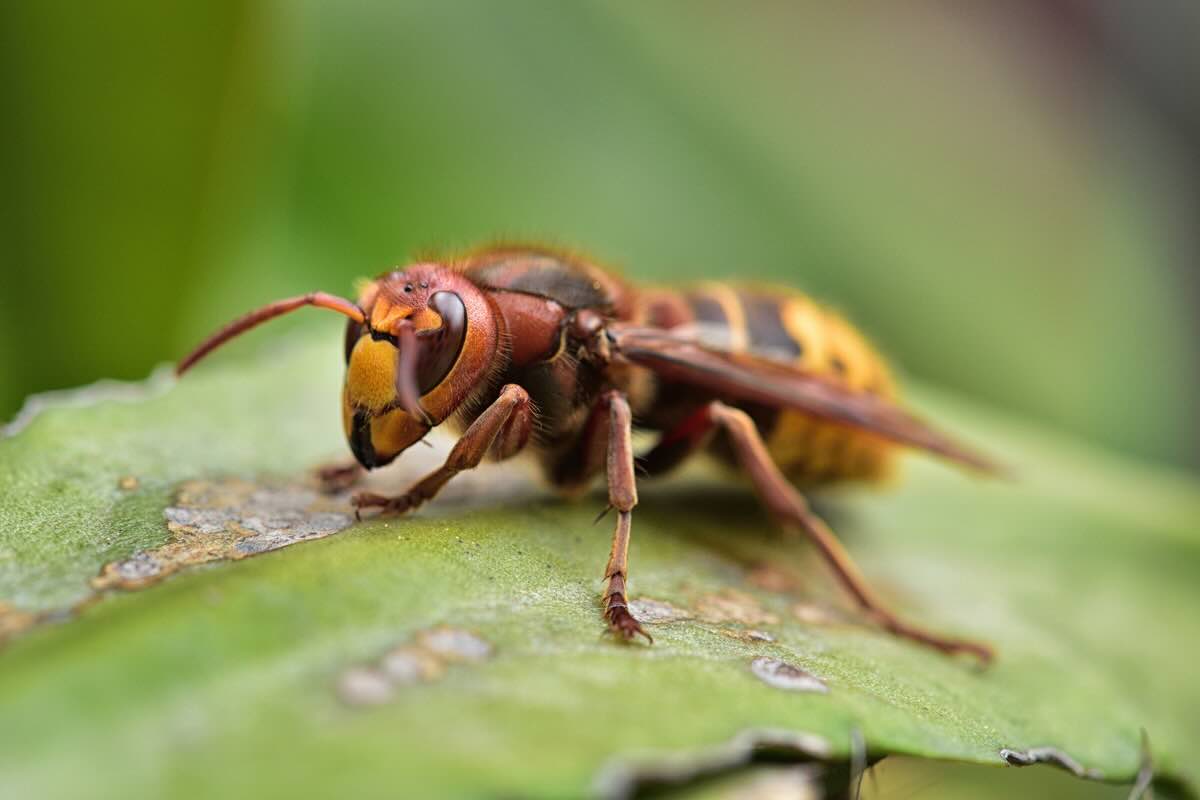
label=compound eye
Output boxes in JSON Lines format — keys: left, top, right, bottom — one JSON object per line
{"left": 343, "top": 318, "right": 366, "bottom": 364}
{"left": 416, "top": 291, "right": 467, "bottom": 393}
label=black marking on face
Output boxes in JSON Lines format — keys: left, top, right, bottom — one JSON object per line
{"left": 369, "top": 328, "right": 397, "bottom": 344}
{"left": 349, "top": 411, "right": 377, "bottom": 469}
{"left": 344, "top": 319, "right": 366, "bottom": 364}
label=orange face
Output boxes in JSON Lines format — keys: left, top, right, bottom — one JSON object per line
{"left": 340, "top": 265, "right": 499, "bottom": 468}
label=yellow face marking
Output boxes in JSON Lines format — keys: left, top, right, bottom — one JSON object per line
{"left": 697, "top": 282, "right": 748, "bottom": 352}
{"left": 369, "top": 407, "right": 427, "bottom": 461}
{"left": 369, "top": 298, "right": 413, "bottom": 333}
{"left": 345, "top": 337, "right": 397, "bottom": 412}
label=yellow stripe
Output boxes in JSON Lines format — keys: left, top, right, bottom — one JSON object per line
{"left": 818, "top": 308, "right": 871, "bottom": 389}
{"left": 768, "top": 296, "right": 823, "bottom": 474}
{"left": 779, "top": 296, "right": 828, "bottom": 369}
{"left": 769, "top": 296, "right": 899, "bottom": 484}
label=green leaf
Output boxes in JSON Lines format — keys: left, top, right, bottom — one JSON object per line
{"left": 1, "top": 328, "right": 1197, "bottom": 798}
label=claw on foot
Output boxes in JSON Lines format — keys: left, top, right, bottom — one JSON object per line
{"left": 351, "top": 491, "right": 415, "bottom": 520}
{"left": 605, "top": 603, "right": 653, "bottom": 644}
{"left": 874, "top": 613, "right": 994, "bottom": 664}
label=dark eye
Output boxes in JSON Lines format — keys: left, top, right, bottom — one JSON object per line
{"left": 343, "top": 318, "right": 365, "bottom": 363}
{"left": 415, "top": 291, "right": 468, "bottom": 393}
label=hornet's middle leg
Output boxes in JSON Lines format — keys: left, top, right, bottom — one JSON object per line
{"left": 600, "top": 391, "right": 647, "bottom": 642}
{"left": 551, "top": 389, "right": 649, "bottom": 643}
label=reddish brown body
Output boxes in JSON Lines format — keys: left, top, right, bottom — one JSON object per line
{"left": 177, "top": 245, "right": 997, "bottom": 661}
{"left": 452, "top": 249, "right": 900, "bottom": 487}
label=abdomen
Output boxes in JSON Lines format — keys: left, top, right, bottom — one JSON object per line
{"left": 639, "top": 283, "right": 898, "bottom": 486}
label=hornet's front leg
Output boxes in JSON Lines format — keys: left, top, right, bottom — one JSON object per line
{"left": 353, "top": 384, "right": 533, "bottom": 517}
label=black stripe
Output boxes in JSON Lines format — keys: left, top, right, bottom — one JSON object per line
{"left": 472, "top": 255, "right": 612, "bottom": 309}
{"left": 688, "top": 294, "right": 726, "bottom": 326}
{"left": 740, "top": 293, "right": 802, "bottom": 360}
{"left": 343, "top": 319, "right": 365, "bottom": 364}
{"left": 745, "top": 404, "right": 781, "bottom": 441}
{"left": 349, "top": 411, "right": 377, "bottom": 469}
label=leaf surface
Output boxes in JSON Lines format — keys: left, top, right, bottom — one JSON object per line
{"left": 0, "top": 330, "right": 1196, "bottom": 798}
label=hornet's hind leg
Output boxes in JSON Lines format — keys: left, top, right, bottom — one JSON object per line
{"left": 642, "top": 401, "right": 993, "bottom": 663}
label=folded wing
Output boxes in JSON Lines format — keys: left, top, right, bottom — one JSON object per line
{"left": 608, "top": 324, "right": 1001, "bottom": 475}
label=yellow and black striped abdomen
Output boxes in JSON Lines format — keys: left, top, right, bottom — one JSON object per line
{"left": 680, "top": 283, "right": 898, "bottom": 486}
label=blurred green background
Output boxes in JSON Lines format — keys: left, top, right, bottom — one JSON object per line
{"left": 2, "top": 1, "right": 1198, "bottom": 469}
{"left": 2, "top": 4, "right": 1198, "bottom": 797}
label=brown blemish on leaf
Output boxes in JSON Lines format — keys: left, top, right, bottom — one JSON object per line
{"left": 791, "top": 603, "right": 840, "bottom": 626}
{"left": 337, "top": 625, "right": 493, "bottom": 707}
{"left": 0, "top": 602, "right": 40, "bottom": 641}
{"left": 336, "top": 667, "right": 395, "bottom": 707}
{"left": 92, "top": 479, "right": 354, "bottom": 592}
{"left": 746, "top": 565, "right": 842, "bottom": 627}
{"left": 746, "top": 562, "right": 802, "bottom": 594}
{"left": 720, "top": 628, "right": 777, "bottom": 644}
{"left": 380, "top": 645, "right": 446, "bottom": 684}
{"left": 695, "top": 589, "right": 779, "bottom": 626}
{"left": 749, "top": 656, "right": 829, "bottom": 694}
{"left": 627, "top": 598, "right": 692, "bottom": 624}
{"left": 415, "top": 624, "right": 494, "bottom": 663}
{"left": 999, "top": 746, "right": 1104, "bottom": 780}
{"left": 629, "top": 593, "right": 782, "bottom": 636}
{"left": 4, "top": 460, "right": 535, "bottom": 646}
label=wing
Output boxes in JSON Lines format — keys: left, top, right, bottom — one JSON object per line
{"left": 607, "top": 323, "right": 1001, "bottom": 474}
